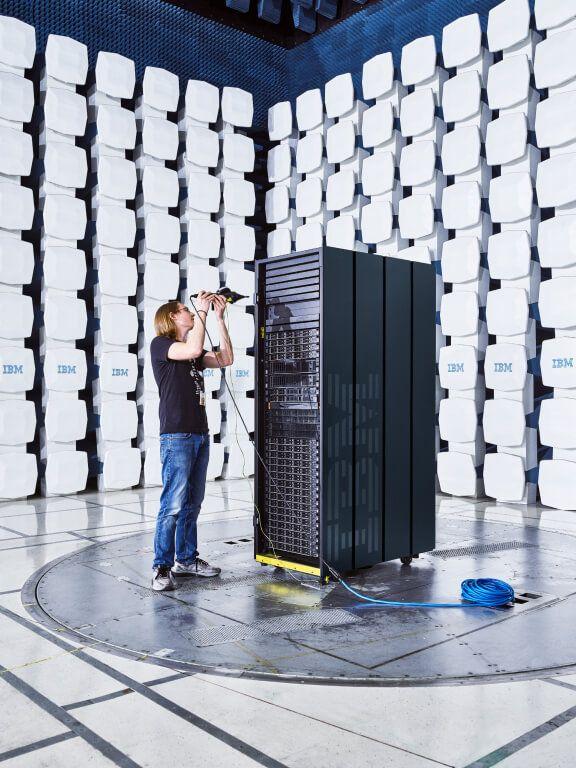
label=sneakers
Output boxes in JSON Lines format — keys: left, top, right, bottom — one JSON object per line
{"left": 151, "top": 565, "right": 176, "bottom": 592}
{"left": 172, "top": 557, "right": 221, "bottom": 578}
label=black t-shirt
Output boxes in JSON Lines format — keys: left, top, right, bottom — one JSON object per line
{"left": 150, "top": 336, "right": 209, "bottom": 435}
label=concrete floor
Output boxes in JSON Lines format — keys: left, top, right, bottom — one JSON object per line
{"left": 1, "top": 480, "right": 576, "bottom": 767}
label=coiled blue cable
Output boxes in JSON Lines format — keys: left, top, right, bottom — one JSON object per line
{"left": 337, "top": 576, "right": 514, "bottom": 608}
{"left": 460, "top": 578, "right": 515, "bottom": 607}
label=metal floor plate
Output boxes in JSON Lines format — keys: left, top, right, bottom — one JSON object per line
{"left": 23, "top": 516, "right": 576, "bottom": 686}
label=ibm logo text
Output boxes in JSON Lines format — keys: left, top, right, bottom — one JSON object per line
{"left": 552, "top": 358, "right": 573, "bottom": 369}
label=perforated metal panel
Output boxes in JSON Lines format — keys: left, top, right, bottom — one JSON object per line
{"left": 187, "top": 608, "right": 359, "bottom": 647}
{"left": 261, "top": 253, "right": 321, "bottom": 560}
{"left": 431, "top": 541, "right": 538, "bottom": 559}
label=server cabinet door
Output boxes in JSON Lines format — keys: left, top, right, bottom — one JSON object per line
{"left": 383, "top": 258, "right": 413, "bottom": 561}
{"left": 411, "top": 261, "right": 436, "bottom": 555}
{"left": 321, "top": 247, "right": 355, "bottom": 574}
{"left": 354, "top": 252, "right": 384, "bottom": 568}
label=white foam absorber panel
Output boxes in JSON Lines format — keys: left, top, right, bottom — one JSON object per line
{"left": 181, "top": 79, "right": 220, "bottom": 131}
{"left": 0, "top": 125, "right": 33, "bottom": 176}
{"left": 0, "top": 15, "right": 35, "bottom": 74}
{"left": 530, "top": 15, "right": 576, "bottom": 507}
{"left": 92, "top": 52, "right": 140, "bottom": 492}
{"left": 93, "top": 52, "right": 135, "bottom": 103}
{"left": 205, "top": 80, "right": 255, "bottom": 480}
{"left": 439, "top": 398, "right": 478, "bottom": 443}
{"left": 224, "top": 437, "right": 254, "bottom": 479}
{"left": 437, "top": 451, "right": 481, "bottom": 497}
{"left": 206, "top": 442, "right": 225, "bottom": 481}
{"left": 539, "top": 459, "right": 576, "bottom": 510}
{"left": 0, "top": 27, "right": 43, "bottom": 499}
{"left": 0, "top": 70, "right": 34, "bottom": 125}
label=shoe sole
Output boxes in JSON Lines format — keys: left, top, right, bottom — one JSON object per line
{"left": 171, "top": 570, "right": 220, "bottom": 578}
{"left": 151, "top": 581, "right": 176, "bottom": 591}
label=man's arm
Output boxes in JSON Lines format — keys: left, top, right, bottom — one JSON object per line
{"left": 203, "top": 295, "right": 234, "bottom": 368}
{"left": 166, "top": 291, "right": 213, "bottom": 361}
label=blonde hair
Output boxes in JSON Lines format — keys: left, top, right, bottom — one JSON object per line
{"left": 154, "top": 300, "right": 181, "bottom": 339}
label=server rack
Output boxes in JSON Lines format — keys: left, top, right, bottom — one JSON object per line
{"left": 254, "top": 247, "right": 436, "bottom": 581}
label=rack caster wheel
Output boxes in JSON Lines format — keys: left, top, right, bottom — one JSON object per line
{"left": 400, "top": 556, "right": 413, "bottom": 566}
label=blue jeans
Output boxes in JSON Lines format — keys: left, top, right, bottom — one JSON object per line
{"left": 153, "top": 433, "right": 210, "bottom": 569}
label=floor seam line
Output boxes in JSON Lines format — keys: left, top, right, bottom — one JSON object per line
{"left": 80, "top": 503, "right": 158, "bottom": 519}
{"left": 0, "top": 604, "right": 292, "bottom": 768}
{"left": 196, "top": 676, "right": 454, "bottom": 767}
{"left": 0, "top": 732, "right": 78, "bottom": 763}
{"left": 541, "top": 677, "right": 576, "bottom": 693}
{"left": 63, "top": 672, "right": 189, "bottom": 711}
{"left": 1, "top": 539, "right": 83, "bottom": 552}
{"left": 0, "top": 524, "right": 27, "bottom": 537}
{"left": 0, "top": 663, "right": 143, "bottom": 768}
{"left": 461, "top": 702, "right": 576, "bottom": 768}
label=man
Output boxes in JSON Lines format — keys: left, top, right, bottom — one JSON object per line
{"left": 150, "top": 291, "right": 233, "bottom": 591}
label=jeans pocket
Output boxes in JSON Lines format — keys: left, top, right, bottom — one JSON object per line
{"left": 161, "top": 433, "right": 193, "bottom": 441}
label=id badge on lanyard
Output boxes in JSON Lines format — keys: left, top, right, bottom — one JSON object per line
{"left": 190, "top": 362, "right": 206, "bottom": 408}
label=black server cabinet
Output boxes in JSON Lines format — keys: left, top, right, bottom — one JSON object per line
{"left": 254, "top": 247, "right": 435, "bottom": 581}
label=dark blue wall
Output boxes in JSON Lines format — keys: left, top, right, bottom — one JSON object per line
{"left": 0, "top": 0, "right": 285, "bottom": 125}
{"left": 284, "top": 0, "right": 527, "bottom": 108}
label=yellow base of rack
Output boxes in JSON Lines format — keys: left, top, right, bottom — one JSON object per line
{"left": 256, "top": 554, "right": 321, "bottom": 577}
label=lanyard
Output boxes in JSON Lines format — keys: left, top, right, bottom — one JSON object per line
{"left": 189, "top": 359, "right": 206, "bottom": 407}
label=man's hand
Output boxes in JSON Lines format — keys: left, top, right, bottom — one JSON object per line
{"left": 194, "top": 290, "right": 214, "bottom": 316}
{"left": 212, "top": 294, "right": 227, "bottom": 319}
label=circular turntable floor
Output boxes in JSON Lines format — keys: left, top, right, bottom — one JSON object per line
{"left": 23, "top": 515, "right": 576, "bottom": 686}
